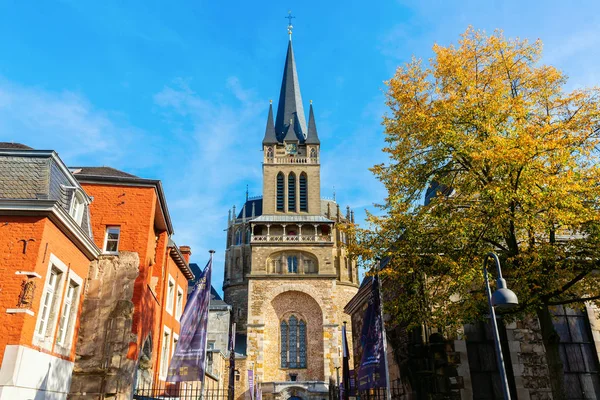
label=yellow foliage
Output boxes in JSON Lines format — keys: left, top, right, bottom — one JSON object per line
{"left": 345, "top": 27, "right": 600, "bottom": 331}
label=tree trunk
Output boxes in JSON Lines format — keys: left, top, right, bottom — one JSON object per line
{"left": 536, "top": 306, "right": 566, "bottom": 400}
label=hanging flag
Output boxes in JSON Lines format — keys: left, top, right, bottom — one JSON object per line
{"left": 228, "top": 322, "right": 236, "bottom": 400}
{"left": 248, "top": 370, "right": 254, "bottom": 400}
{"left": 167, "top": 255, "right": 213, "bottom": 382}
{"left": 357, "top": 276, "right": 388, "bottom": 389}
{"left": 341, "top": 322, "right": 351, "bottom": 400}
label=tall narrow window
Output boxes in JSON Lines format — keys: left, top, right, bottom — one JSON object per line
{"left": 299, "top": 320, "right": 307, "bottom": 367}
{"left": 288, "top": 172, "right": 296, "bottom": 212}
{"left": 287, "top": 256, "right": 298, "bottom": 273}
{"left": 36, "top": 267, "right": 62, "bottom": 337}
{"left": 277, "top": 172, "right": 285, "bottom": 212}
{"left": 299, "top": 173, "right": 307, "bottom": 212}
{"left": 166, "top": 276, "right": 175, "bottom": 315}
{"left": 160, "top": 327, "right": 171, "bottom": 378}
{"left": 57, "top": 280, "right": 79, "bottom": 347}
{"left": 176, "top": 286, "right": 184, "bottom": 321}
{"left": 289, "top": 316, "right": 298, "bottom": 368}
{"left": 280, "top": 315, "right": 307, "bottom": 369}
{"left": 281, "top": 320, "right": 288, "bottom": 368}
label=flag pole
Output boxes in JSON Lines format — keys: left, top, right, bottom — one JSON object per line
{"left": 200, "top": 250, "right": 215, "bottom": 400}
{"left": 376, "top": 261, "right": 392, "bottom": 400}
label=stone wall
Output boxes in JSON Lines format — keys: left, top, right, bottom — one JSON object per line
{"left": 69, "top": 252, "right": 140, "bottom": 400}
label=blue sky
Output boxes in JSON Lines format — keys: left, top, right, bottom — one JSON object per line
{"left": 1, "top": 0, "right": 598, "bottom": 292}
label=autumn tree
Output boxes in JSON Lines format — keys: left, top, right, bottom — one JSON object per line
{"left": 347, "top": 28, "right": 600, "bottom": 399}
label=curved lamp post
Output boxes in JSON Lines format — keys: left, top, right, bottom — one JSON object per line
{"left": 483, "top": 252, "right": 519, "bottom": 400}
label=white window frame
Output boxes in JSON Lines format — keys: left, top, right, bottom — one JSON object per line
{"left": 69, "top": 190, "right": 86, "bottom": 225}
{"left": 56, "top": 270, "right": 83, "bottom": 352}
{"left": 175, "top": 286, "right": 184, "bottom": 321}
{"left": 33, "top": 254, "right": 68, "bottom": 349}
{"left": 166, "top": 275, "right": 175, "bottom": 315}
{"left": 103, "top": 226, "right": 121, "bottom": 254}
{"left": 160, "top": 326, "right": 172, "bottom": 380}
{"left": 172, "top": 332, "right": 179, "bottom": 358}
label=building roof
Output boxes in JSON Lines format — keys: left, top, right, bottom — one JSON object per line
{"left": 275, "top": 40, "right": 307, "bottom": 142}
{"left": 71, "top": 166, "right": 174, "bottom": 235}
{"left": 0, "top": 142, "right": 33, "bottom": 150}
{"left": 167, "top": 239, "right": 195, "bottom": 280}
{"left": 70, "top": 166, "right": 139, "bottom": 179}
{"left": 236, "top": 197, "right": 263, "bottom": 219}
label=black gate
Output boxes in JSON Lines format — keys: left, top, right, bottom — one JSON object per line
{"left": 134, "top": 381, "right": 229, "bottom": 400}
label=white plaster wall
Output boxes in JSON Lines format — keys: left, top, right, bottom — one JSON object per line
{"left": 0, "top": 345, "right": 74, "bottom": 400}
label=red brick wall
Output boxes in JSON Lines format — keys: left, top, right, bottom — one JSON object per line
{"left": 0, "top": 216, "right": 91, "bottom": 363}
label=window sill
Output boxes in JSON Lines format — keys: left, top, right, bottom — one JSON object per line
{"left": 102, "top": 251, "right": 119, "bottom": 255}
{"left": 6, "top": 308, "right": 34, "bottom": 316}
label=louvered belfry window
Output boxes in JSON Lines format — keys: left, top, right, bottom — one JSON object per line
{"left": 280, "top": 315, "right": 307, "bottom": 368}
{"left": 299, "top": 173, "right": 307, "bottom": 212}
{"left": 288, "top": 172, "right": 296, "bottom": 212}
{"left": 277, "top": 172, "right": 284, "bottom": 212}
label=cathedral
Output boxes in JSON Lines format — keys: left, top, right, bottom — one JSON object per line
{"left": 223, "top": 29, "right": 359, "bottom": 400}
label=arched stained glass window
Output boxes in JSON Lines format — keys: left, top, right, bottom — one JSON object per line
{"left": 299, "top": 173, "right": 307, "bottom": 212}
{"left": 277, "top": 172, "right": 285, "bottom": 212}
{"left": 280, "top": 320, "right": 288, "bottom": 368}
{"left": 280, "top": 315, "right": 307, "bottom": 369}
{"left": 288, "top": 172, "right": 296, "bottom": 212}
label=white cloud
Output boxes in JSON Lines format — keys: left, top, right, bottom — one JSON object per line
{"left": 0, "top": 78, "right": 153, "bottom": 166}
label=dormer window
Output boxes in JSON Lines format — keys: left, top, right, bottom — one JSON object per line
{"left": 69, "top": 191, "right": 85, "bottom": 225}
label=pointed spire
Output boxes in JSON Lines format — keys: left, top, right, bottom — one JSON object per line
{"left": 275, "top": 40, "right": 307, "bottom": 142}
{"left": 283, "top": 116, "right": 299, "bottom": 142}
{"left": 262, "top": 101, "right": 278, "bottom": 145}
{"left": 305, "top": 101, "right": 320, "bottom": 144}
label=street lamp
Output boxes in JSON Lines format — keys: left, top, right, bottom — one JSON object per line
{"left": 482, "top": 252, "right": 519, "bottom": 400}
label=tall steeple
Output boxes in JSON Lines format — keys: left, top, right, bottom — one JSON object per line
{"left": 275, "top": 40, "right": 307, "bottom": 142}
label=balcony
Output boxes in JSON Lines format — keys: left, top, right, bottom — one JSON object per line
{"left": 251, "top": 234, "right": 332, "bottom": 243}
{"left": 265, "top": 156, "right": 319, "bottom": 165}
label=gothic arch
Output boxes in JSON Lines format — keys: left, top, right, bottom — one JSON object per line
{"left": 299, "top": 172, "right": 307, "bottom": 212}
{"left": 261, "top": 284, "right": 328, "bottom": 324}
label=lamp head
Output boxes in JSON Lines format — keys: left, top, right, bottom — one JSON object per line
{"left": 492, "top": 278, "right": 519, "bottom": 309}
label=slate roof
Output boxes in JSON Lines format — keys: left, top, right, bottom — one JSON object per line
{"left": 262, "top": 103, "right": 278, "bottom": 145}
{"left": 275, "top": 40, "right": 308, "bottom": 142}
{"left": 70, "top": 166, "right": 139, "bottom": 179}
{"left": 236, "top": 198, "right": 263, "bottom": 219}
{"left": 0, "top": 142, "right": 33, "bottom": 149}
{"left": 305, "top": 103, "right": 320, "bottom": 145}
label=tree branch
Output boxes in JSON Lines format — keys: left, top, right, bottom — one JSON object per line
{"left": 547, "top": 295, "right": 600, "bottom": 306}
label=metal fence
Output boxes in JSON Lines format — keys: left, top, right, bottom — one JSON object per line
{"left": 133, "top": 382, "right": 229, "bottom": 400}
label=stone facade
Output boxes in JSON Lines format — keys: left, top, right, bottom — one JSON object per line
{"left": 345, "top": 277, "right": 600, "bottom": 399}
{"left": 222, "top": 38, "right": 359, "bottom": 400}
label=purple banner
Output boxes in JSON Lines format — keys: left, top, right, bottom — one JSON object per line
{"left": 167, "top": 257, "right": 212, "bottom": 382}
{"left": 248, "top": 370, "right": 254, "bottom": 400}
{"left": 357, "top": 276, "right": 387, "bottom": 389}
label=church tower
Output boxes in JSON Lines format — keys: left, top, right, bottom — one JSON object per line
{"left": 223, "top": 25, "right": 359, "bottom": 400}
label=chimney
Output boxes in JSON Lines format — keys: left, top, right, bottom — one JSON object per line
{"left": 180, "top": 245, "right": 192, "bottom": 264}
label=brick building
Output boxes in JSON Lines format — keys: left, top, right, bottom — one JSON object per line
{"left": 67, "top": 167, "right": 194, "bottom": 399}
{"left": 223, "top": 33, "right": 359, "bottom": 400}
{"left": 0, "top": 143, "right": 100, "bottom": 399}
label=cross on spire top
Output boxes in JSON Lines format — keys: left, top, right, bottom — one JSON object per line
{"left": 286, "top": 11, "right": 295, "bottom": 40}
